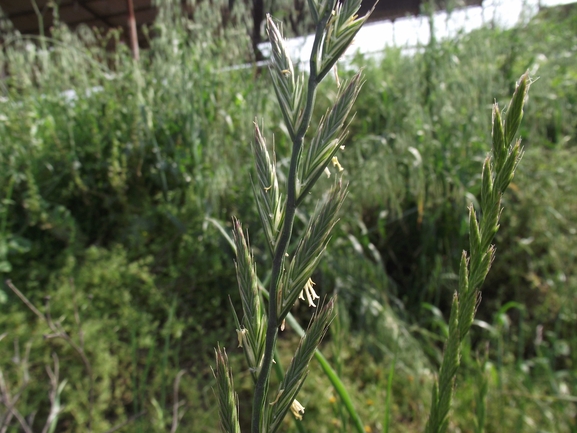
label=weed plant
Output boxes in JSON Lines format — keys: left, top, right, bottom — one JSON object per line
{"left": 214, "top": 2, "right": 375, "bottom": 431}
{"left": 312, "top": 6, "right": 577, "bottom": 432}
{"left": 0, "top": 0, "right": 576, "bottom": 432}
{"left": 0, "top": 0, "right": 264, "bottom": 430}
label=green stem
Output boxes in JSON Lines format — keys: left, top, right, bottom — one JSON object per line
{"left": 250, "top": 141, "right": 296, "bottom": 433}
{"left": 384, "top": 338, "right": 399, "bottom": 433}
{"left": 284, "top": 311, "right": 366, "bottom": 433}
{"left": 250, "top": 10, "right": 333, "bottom": 432}
{"left": 205, "top": 216, "right": 366, "bottom": 433}
{"left": 260, "top": 286, "right": 366, "bottom": 433}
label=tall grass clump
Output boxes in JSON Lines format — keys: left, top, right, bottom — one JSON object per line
{"left": 320, "top": 8, "right": 576, "bottom": 394}
{"left": 310, "top": 6, "right": 577, "bottom": 429}
{"left": 0, "top": 0, "right": 270, "bottom": 431}
{"left": 213, "top": 1, "right": 375, "bottom": 431}
{"left": 1, "top": 0, "right": 576, "bottom": 431}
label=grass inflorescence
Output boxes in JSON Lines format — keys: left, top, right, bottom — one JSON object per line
{"left": 0, "top": 0, "right": 575, "bottom": 431}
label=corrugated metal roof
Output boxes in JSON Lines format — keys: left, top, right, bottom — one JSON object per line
{"left": 0, "top": 0, "right": 154, "bottom": 48}
{"left": 0, "top": 0, "right": 483, "bottom": 54}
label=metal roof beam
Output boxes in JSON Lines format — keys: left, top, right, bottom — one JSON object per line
{"left": 76, "top": 1, "right": 116, "bottom": 29}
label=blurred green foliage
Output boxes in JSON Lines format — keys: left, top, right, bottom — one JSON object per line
{"left": 0, "top": 1, "right": 575, "bottom": 431}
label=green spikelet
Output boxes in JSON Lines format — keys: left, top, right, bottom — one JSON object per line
{"left": 424, "top": 72, "right": 532, "bottom": 433}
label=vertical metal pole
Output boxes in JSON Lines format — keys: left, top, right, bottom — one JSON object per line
{"left": 126, "top": 0, "right": 139, "bottom": 60}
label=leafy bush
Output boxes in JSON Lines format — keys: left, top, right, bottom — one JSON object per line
{"left": 0, "top": 1, "right": 575, "bottom": 431}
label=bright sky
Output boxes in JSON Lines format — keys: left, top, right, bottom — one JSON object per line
{"left": 267, "top": 0, "right": 576, "bottom": 66}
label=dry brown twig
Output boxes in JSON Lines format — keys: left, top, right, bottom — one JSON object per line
{"left": 170, "top": 369, "right": 187, "bottom": 433}
{"left": 5, "top": 279, "right": 94, "bottom": 431}
{"left": 0, "top": 338, "right": 65, "bottom": 433}
{"left": 0, "top": 337, "right": 32, "bottom": 433}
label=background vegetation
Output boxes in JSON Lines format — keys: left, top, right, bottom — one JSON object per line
{"left": 0, "top": 0, "right": 575, "bottom": 431}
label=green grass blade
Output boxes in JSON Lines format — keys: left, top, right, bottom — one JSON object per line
{"left": 383, "top": 338, "right": 398, "bottom": 433}
{"left": 207, "top": 218, "right": 365, "bottom": 433}
{"left": 272, "top": 349, "right": 307, "bottom": 433}
{"left": 284, "top": 310, "right": 366, "bottom": 433}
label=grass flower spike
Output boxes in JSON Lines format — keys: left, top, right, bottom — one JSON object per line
{"left": 425, "top": 72, "right": 532, "bottom": 433}
{"left": 214, "top": 1, "right": 375, "bottom": 432}
{"left": 266, "top": 16, "right": 307, "bottom": 139}
{"left": 300, "top": 278, "right": 320, "bottom": 307}
{"left": 290, "top": 399, "right": 305, "bottom": 420}
{"left": 213, "top": 346, "right": 241, "bottom": 433}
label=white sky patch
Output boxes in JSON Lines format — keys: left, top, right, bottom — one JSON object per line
{"left": 260, "top": 0, "right": 573, "bottom": 68}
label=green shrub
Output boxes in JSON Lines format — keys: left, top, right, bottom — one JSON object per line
{"left": 0, "top": 1, "right": 575, "bottom": 431}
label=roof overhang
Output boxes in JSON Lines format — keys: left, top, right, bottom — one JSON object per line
{"left": 0, "top": 0, "right": 483, "bottom": 58}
